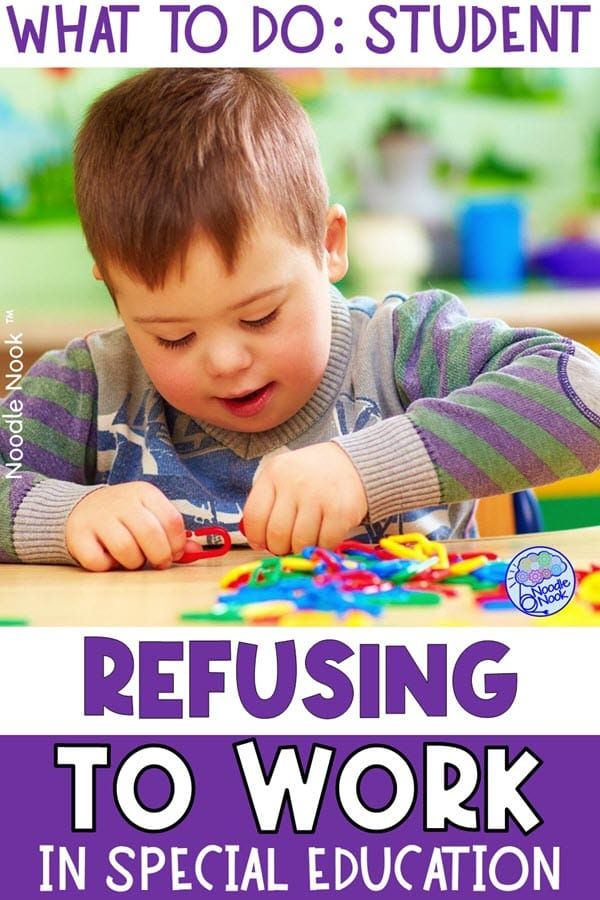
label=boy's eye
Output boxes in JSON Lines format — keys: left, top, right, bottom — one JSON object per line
{"left": 241, "top": 308, "right": 279, "bottom": 329}
{"left": 156, "top": 333, "right": 195, "bottom": 350}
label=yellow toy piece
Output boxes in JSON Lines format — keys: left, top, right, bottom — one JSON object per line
{"left": 577, "top": 572, "right": 600, "bottom": 609}
{"left": 425, "top": 541, "right": 449, "bottom": 570}
{"left": 447, "top": 555, "right": 490, "bottom": 576}
{"left": 380, "top": 533, "right": 448, "bottom": 569}
{"left": 220, "top": 560, "right": 262, "bottom": 588}
{"left": 280, "top": 556, "right": 317, "bottom": 573}
{"left": 278, "top": 611, "right": 339, "bottom": 626}
{"left": 344, "top": 610, "right": 377, "bottom": 627}
{"left": 379, "top": 537, "right": 426, "bottom": 561}
{"left": 241, "top": 601, "right": 296, "bottom": 622}
{"left": 536, "top": 602, "right": 598, "bottom": 626}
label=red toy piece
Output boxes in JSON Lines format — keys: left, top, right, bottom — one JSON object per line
{"left": 177, "top": 526, "right": 232, "bottom": 563}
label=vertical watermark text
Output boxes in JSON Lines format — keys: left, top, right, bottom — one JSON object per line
{"left": 3, "top": 310, "right": 25, "bottom": 478}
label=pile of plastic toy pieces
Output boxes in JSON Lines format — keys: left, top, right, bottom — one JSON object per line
{"left": 180, "top": 533, "right": 600, "bottom": 626}
{"left": 181, "top": 533, "right": 515, "bottom": 626}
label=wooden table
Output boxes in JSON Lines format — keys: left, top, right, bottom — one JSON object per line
{"left": 1, "top": 527, "right": 598, "bottom": 627}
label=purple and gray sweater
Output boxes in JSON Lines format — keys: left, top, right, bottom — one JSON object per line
{"left": 2, "top": 289, "right": 600, "bottom": 564}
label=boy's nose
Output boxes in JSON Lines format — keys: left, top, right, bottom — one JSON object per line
{"left": 203, "top": 340, "right": 253, "bottom": 379}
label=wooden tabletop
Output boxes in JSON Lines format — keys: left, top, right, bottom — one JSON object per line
{"left": 1, "top": 527, "right": 598, "bottom": 627}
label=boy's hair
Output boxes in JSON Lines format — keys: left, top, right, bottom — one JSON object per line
{"left": 74, "top": 68, "right": 329, "bottom": 289}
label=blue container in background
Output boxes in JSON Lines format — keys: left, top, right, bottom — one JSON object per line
{"left": 459, "top": 197, "right": 524, "bottom": 293}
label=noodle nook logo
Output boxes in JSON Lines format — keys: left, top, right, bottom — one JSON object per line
{"left": 505, "top": 545, "right": 576, "bottom": 617}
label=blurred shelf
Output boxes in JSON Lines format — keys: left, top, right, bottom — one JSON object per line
{"left": 462, "top": 288, "right": 600, "bottom": 339}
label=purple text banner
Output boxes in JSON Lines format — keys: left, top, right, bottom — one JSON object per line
{"left": 2, "top": 735, "right": 598, "bottom": 897}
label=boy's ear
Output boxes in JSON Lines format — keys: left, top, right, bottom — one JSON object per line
{"left": 325, "top": 204, "right": 349, "bottom": 283}
{"left": 92, "top": 263, "right": 119, "bottom": 310}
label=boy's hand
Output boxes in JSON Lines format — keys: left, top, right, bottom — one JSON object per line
{"left": 243, "top": 443, "right": 368, "bottom": 555}
{"left": 65, "top": 482, "right": 189, "bottom": 572}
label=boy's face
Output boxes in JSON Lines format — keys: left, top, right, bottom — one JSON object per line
{"left": 104, "top": 211, "right": 348, "bottom": 433}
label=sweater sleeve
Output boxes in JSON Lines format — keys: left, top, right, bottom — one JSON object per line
{"left": 335, "top": 290, "right": 600, "bottom": 522}
{"left": 0, "top": 338, "right": 105, "bottom": 564}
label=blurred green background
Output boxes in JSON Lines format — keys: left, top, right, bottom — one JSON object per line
{"left": 2, "top": 67, "right": 600, "bottom": 303}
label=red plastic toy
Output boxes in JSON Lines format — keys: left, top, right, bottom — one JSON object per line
{"left": 177, "top": 526, "right": 232, "bottom": 563}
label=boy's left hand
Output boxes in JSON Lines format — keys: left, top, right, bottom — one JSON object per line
{"left": 242, "top": 442, "right": 368, "bottom": 555}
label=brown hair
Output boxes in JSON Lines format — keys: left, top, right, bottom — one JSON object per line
{"left": 74, "top": 68, "right": 329, "bottom": 289}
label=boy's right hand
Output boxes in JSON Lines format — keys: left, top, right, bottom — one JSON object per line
{"left": 65, "top": 482, "right": 188, "bottom": 572}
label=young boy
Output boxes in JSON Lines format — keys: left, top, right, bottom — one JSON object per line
{"left": 1, "top": 68, "right": 599, "bottom": 570}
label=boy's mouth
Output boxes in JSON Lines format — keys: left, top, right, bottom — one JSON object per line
{"left": 218, "top": 382, "right": 275, "bottom": 418}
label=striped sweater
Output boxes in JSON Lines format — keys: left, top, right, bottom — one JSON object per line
{"left": 1, "top": 289, "right": 599, "bottom": 564}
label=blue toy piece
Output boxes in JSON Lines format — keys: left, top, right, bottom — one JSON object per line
{"left": 471, "top": 561, "right": 509, "bottom": 584}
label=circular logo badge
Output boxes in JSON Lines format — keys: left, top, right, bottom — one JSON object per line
{"left": 505, "top": 546, "right": 576, "bottom": 617}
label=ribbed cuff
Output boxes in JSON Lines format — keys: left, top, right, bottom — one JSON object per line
{"left": 333, "top": 416, "right": 441, "bottom": 522}
{"left": 13, "top": 481, "right": 107, "bottom": 565}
